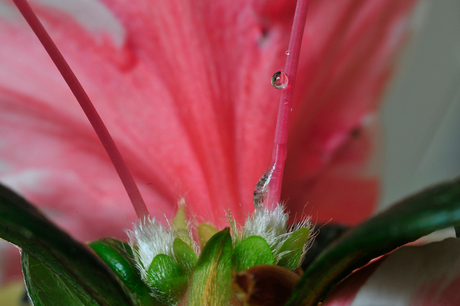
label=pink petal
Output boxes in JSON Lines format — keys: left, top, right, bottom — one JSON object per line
{"left": 324, "top": 238, "right": 460, "bottom": 305}
{"left": 283, "top": 0, "right": 418, "bottom": 224}
{"left": 0, "top": 0, "right": 419, "bottom": 249}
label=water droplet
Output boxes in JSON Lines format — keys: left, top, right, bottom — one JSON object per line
{"left": 271, "top": 71, "right": 289, "bottom": 89}
{"left": 253, "top": 167, "right": 274, "bottom": 207}
{"left": 285, "top": 50, "right": 290, "bottom": 55}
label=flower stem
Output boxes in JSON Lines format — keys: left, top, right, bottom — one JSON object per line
{"left": 267, "top": 0, "right": 310, "bottom": 207}
{"left": 12, "top": 0, "right": 149, "bottom": 219}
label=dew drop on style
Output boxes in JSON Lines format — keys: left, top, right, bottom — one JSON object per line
{"left": 271, "top": 71, "right": 289, "bottom": 89}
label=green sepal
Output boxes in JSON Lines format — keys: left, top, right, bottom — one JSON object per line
{"left": 89, "top": 238, "right": 159, "bottom": 306}
{"left": 0, "top": 184, "right": 136, "bottom": 306}
{"left": 277, "top": 227, "right": 310, "bottom": 269}
{"left": 185, "top": 228, "right": 233, "bottom": 306}
{"left": 173, "top": 238, "right": 197, "bottom": 273}
{"left": 286, "top": 178, "right": 460, "bottom": 306}
{"left": 147, "top": 254, "right": 189, "bottom": 304}
{"left": 22, "top": 252, "right": 96, "bottom": 305}
{"left": 232, "top": 235, "right": 274, "bottom": 272}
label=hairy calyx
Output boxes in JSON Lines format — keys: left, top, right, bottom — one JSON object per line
{"left": 127, "top": 203, "right": 312, "bottom": 305}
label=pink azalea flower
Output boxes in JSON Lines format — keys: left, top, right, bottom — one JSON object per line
{"left": 0, "top": 0, "right": 418, "bottom": 285}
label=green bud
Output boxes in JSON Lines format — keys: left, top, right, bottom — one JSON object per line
{"left": 173, "top": 200, "right": 193, "bottom": 244}
{"left": 184, "top": 228, "right": 232, "bottom": 306}
{"left": 232, "top": 235, "right": 274, "bottom": 272}
{"left": 277, "top": 228, "right": 310, "bottom": 269}
{"left": 173, "top": 238, "right": 197, "bottom": 273}
{"left": 147, "top": 254, "right": 189, "bottom": 304}
{"left": 197, "top": 223, "right": 218, "bottom": 248}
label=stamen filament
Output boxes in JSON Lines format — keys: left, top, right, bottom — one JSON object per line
{"left": 12, "top": 0, "right": 149, "bottom": 219}
{"left": 267, "top": 0, "right": 310, "bottom": 207}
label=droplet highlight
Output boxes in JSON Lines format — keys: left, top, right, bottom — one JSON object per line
{"left": 253, "top": 167, "right": 274, "bottom": 207}
{"left": 285, "top": 50, "right": 290, "bottom": 55}
{"left": 271, "top": 71, "right": 289, "bottom": 89}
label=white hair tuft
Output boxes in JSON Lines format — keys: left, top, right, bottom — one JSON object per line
{"left": 126, "top": 217, "right": 176, "bottom": 281}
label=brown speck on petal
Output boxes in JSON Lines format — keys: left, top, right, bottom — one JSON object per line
{"left": 234, "top": 265, "right": 300, "bottom": 306}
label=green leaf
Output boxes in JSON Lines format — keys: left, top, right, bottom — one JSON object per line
{"left": 89, "top": 238, "right": 159, "bottom": 306}
{"left": 0, "top": 184, "right": 137, "bottom": 306}
{"left": 286, "top": 178, "right": 460, "bottom": 306}
{"left": 232, "top": 235, "right": 274, "bottom": 272}
{"left": 185, "top": 228, "right": 232, "bottom": 306}
{"left": 147, "top": 254, "right": 189, "bottom": 304}
{"left": 277, "top": 228, "right": 310, "bottom": 269}
{"left": 22, "top": 252, "right": 96, "bottom": 306}
{"left": 173, "top": 238, "right": 198, "bottom": 273}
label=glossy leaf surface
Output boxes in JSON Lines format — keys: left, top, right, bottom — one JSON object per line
{"left": 286, "top": 178, "right": 460, "bottom": 306}
{"left": 0, "top": 184, "right": 136, "bottom": 306}
{"left": 89, "top": 238, "right": 158, "bottom": 306}
{"left": 22, "top": 252, "right": 96, "bottom": 306}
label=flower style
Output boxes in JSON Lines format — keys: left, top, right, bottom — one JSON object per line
{"left": 5, "top": 0, "right": 459, "bottom": 305}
